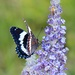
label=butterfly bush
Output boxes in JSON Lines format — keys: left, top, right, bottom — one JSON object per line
{"left": 21, "top": 0, "right": 69, "bottom": 75}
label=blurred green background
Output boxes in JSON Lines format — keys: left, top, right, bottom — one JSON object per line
{"left": 0, "top": 0, "right": 75, "bottom": 75}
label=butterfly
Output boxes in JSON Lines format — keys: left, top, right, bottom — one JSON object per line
{"left": 10, "top": 21, "right": 39, "bottom": 59}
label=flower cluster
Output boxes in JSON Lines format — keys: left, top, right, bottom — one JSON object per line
{"left": 21, "top": 0, "right": 68, "bottom": 75}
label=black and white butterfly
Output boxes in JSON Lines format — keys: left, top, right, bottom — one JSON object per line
{"left": 10, "top": 21, "right": 39, "bottom": 59}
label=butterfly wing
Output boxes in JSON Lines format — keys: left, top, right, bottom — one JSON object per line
{"left": 25, "top": 25, "right": 39, "bottom": 55}
{"left": 31, "top": 33, "right": 39, "bottom": 54}
{"left": 10, "top": 27, "right": 31, "bottom": 59}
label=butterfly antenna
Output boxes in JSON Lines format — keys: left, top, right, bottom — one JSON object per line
{"left": 37, "top": 27, "right": 43, "bottom": 46}
{"left": 37, "top": 27, "right": 43, "bottom": 39}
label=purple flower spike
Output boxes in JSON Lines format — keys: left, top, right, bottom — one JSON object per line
{"left": 21, "top": 0, "right": 68, "bottom": 75}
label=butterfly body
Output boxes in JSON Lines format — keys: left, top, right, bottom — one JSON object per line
{"left": 10, "top": 25, "right": 39, "bottom": 59}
